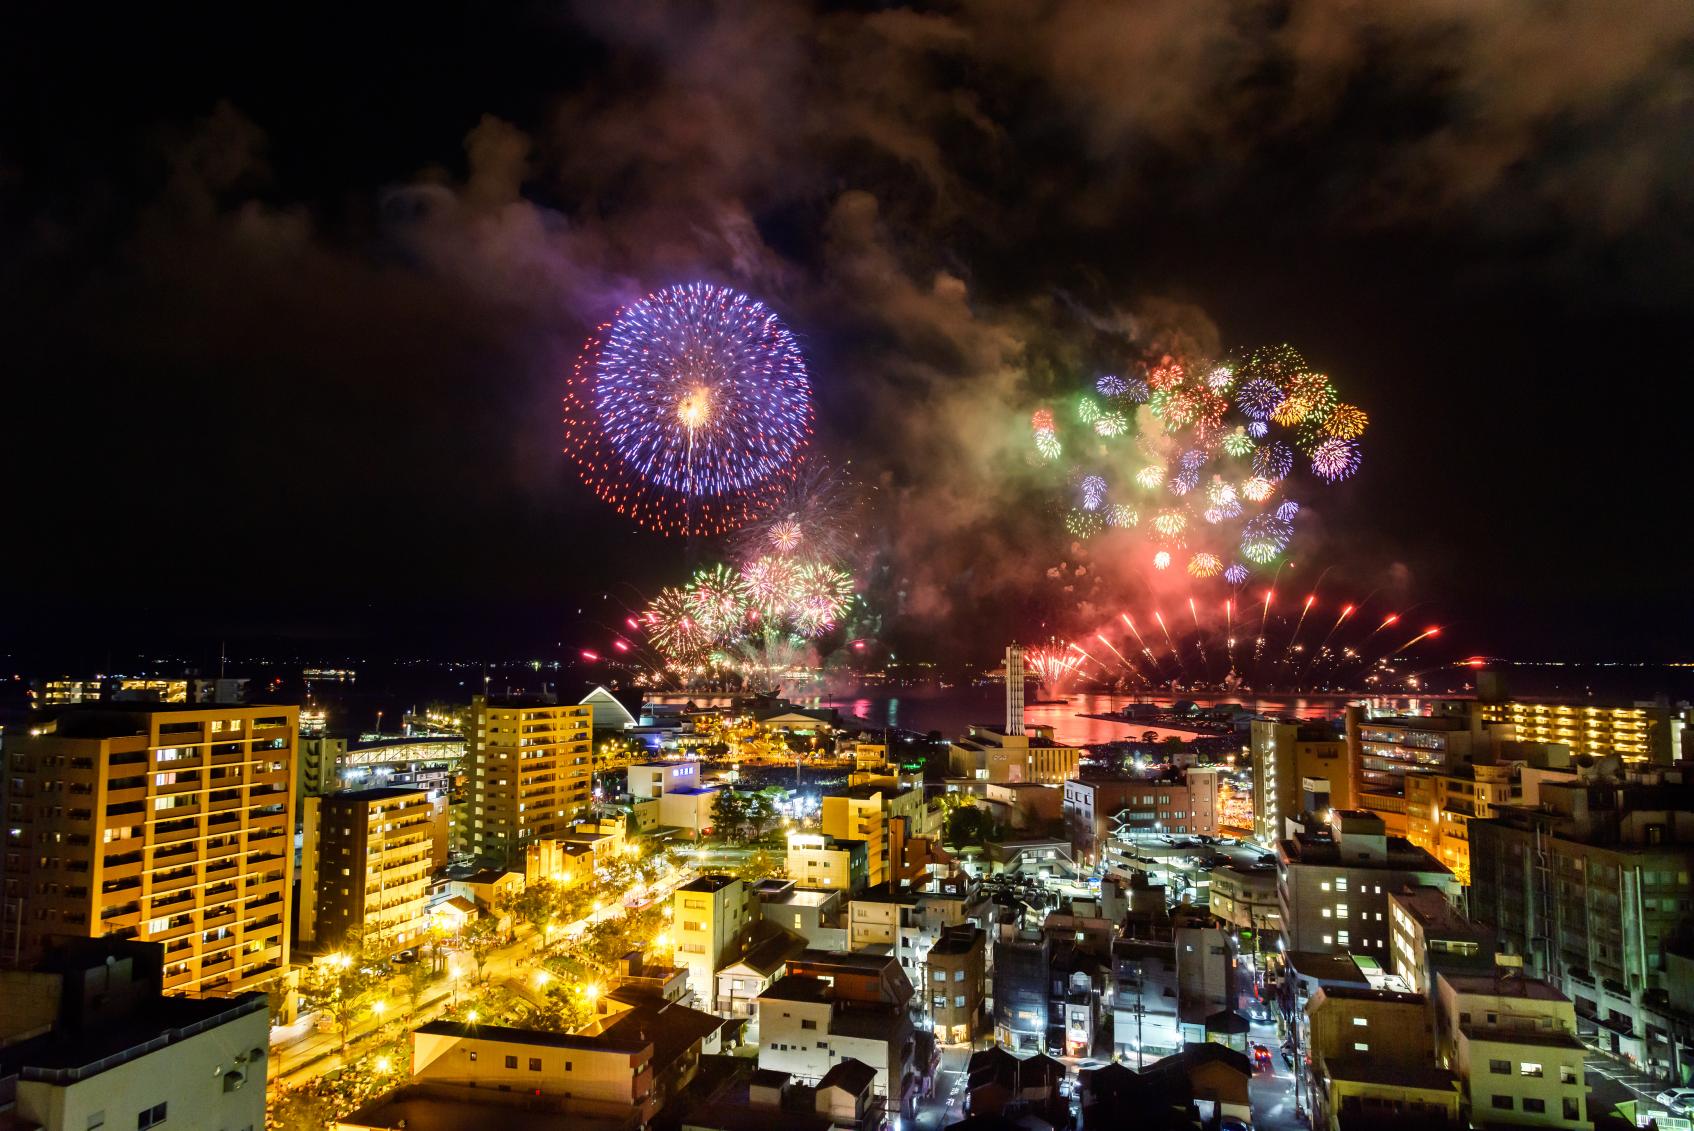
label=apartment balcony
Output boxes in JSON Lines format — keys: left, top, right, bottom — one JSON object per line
{"left": 200, "top": 954, "right": 235, "bottom": 978}
{"left": 102, "top": 857, "right": 144, "bottom": 883}
{"left": 152, "top": 821, "right": 200, "bottom": 845}
{"left": 105, "top": 784, "right": 147, "bottom": 808}
{"left": 205, "top": 858, "right": 239, "bottom": 883}
{"left": 151, "top": 870, "right": 199, "bottom": 895}
{"left": 211, "top": 745, "right": 248, "bottom": 765}
{"left": 200, "top": 841, "right": 241, "bottom": 866}
{"left": 244, "top": 877, "right": 284, "bottom": 902}
{"left": 149, "top": 918, "right": 197, "bottom": 943}
{"left": 202, "top": 905, "right": 237, "bottom": 928}
{"left": 102, "top": 906, "right": 142, "bottom": 931}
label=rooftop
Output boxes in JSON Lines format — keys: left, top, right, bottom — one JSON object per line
{"left": 1321, "top": 1056, "right": 1457, "bottom": 1092}
{"left": 1438, "top": 973, "right": 1569, "bottom": 1003}
{"left": 0, "top": 993, "right": 267, "bottom": 1083}
{"left": 413, "top": 1019, "right": 648, "bottom": 1054}
{"left": 817, "top": 1057, "right": 878, "bottom": 1095}
{"left": 681, "top": 874, "right": 740, "bottom": 893}
{"left": 758, "top": 975, "right": 833, "bottom": 1005}
{"left": 337, "top": 1083, "right": 635, "bottom": 1131}
{"left": 322, "top": 785, "right": 430, "bottom": 803}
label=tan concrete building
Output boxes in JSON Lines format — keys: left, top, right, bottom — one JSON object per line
{"left": 1, "top": 703, "right": 296, "bottom": 997}
{"left": 1433, "top": 972, "right": 1590, "bottom": 1128}
{"left": 1275, "top": 810, "right": 1458, "bottom": 959}
{"left": 460, "top": 695, "right": 592, "bottom": 867}
{"left": 925, "top": 924, "right": 986, "bottom": 1044}
{"left": 947, "top": 724, "right": 1079, "bottom": 785}
{"left": 299, "top": 787, "right": 435, "bottom": 954}
{"left": 1250, "top": 720, "right": 1350, "bottom": 845}
{"left": 673, "top": 874, "right": 757, "bottom": 1009}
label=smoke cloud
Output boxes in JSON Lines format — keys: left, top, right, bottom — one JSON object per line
{"left": 4, "top": 0, "right": 1692, "bottom": 658}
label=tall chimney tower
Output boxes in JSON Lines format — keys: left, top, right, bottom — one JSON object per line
{"left": 1005, "top": 644, "right": 1025, "bottom": 736}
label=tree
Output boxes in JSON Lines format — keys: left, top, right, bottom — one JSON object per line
{"left": 945, "top": 804, "right": 992, "bottom": 848}
{"left": 712, "top": 790, "right": 748, "bottom": 842}
{"left": 299, "top": 950, "right": 389, "bottom": 1054}
{"left": 463, "top": 916, "right": 500, "bottom": 983}
{"left": 501, "top": 880, "right": 561, "bottom": 946}
{"left": 405, "top": 957, "right": 440, "bottom": 1019}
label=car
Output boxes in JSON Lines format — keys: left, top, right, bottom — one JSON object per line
{"left": 1246, "top": 1002, "right": 1275, "bottom": 1023}
{"left": 1655, "top": 1090, "right": 1694, "bottom": 1113}
{"left": 1221, "top": 1118, "right": 1252, "bottom": 1131}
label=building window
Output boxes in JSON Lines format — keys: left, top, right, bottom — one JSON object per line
{"left": 1521, "top": 1098, "right": 1545, "bottom": 1114}
{"left": 1492, "top": 1095, "right": 1513, "bottom": 1110}
{"left": 1520, "top": 1062, "right": 1542, "bottom": 1077}
{"left": 469, "top": 1051, "right": 477, "bottom": 1061}
{"left": 1489, "top": 1060, "right": 1511, "bottom": 1075}
{"left": 505, "top": 1055, "right": 518, "bottom": 1068}
{"left": 1352, "top": 1017, "right": 1367, "bottom": 1027}
{"left": 801, "top": 1019, "right": 817, "bottom": 1030}
{"left": 529, "top": 1057, "right": 542, "bottom": 1071}
{"left": 956, "top": 970, "right": 966, "bottom": 981}
{"left": 1353, "top": 1042, "right": 1369, "bottom": 1052}
{"left": 1560, "top": 1066, "right": 1578, "bottom": 1084}
{"left": 137, "top": 1105, "right": 168, "bottom": 1130}
{"left": 1564, "top": 1098, "right": 1581, "bottom": 1121}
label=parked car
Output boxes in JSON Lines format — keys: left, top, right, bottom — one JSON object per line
{"left": 1655, "top": 1089, "right": 1694, "bottom": 1114}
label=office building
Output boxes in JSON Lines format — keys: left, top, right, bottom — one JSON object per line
{"left": 1468, "top": 770, "right": 1694, "bottom": 1068}
{"left": 1250, "top": 720, "right": 1350, "bottom": 845}
{"left": 1276, "top": 810, "right": 1458, "bottom": 958}
{"left": 399, "top": 1018, "right": 659, "bottom": 1126}
{"left": 299, "top": 787, "right": 435, "bottom": 954}
{"left": 460, "top": 695, "right": 592, "bottom": 867}
{"left": 1208, "top": 862, "right": 1282, "bottom": 937}
{"left": 947, "top": 724, "right": 1080, "bottom": 785}
{"left": 0, "top": 938, "right": 269, "bottom": 1131}
{"left": 1, "top": 703, "right": 296, "bottom": 996}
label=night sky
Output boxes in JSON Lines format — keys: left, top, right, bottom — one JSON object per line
{"left": 4, "top": 3, "right": 1692, "bottom": 667}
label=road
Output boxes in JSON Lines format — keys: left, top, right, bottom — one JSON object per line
{"left": 1588, "top": 1052, "right": 1689, "bottom": 1126}
{"left": 268, "top": 862, "right": 698, "bottom": 1092}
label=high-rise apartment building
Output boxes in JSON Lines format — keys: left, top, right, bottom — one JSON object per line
{"left": 1469, "top": 770, "right": 1694, "bottom": 1069}
{"left": 1250, "top": 720, "right": 1351, "bottom": 846}
{"left": 1477, "top": 700, "right": 1684, "bottom": 764}
{"left": 299, "top": 787, "right": 435, "bottom": 954}
{"left": 1, "top": 704, "right": 296, "bottom": 997}
{"left": 460, "top": 695, "right": 592, "bottom": 867}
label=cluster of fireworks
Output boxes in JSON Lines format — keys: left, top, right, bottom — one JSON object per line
{"left": 563, "top": 282, "right": 815, "bottom": 536}
{"left": 617, "top": 461, "right": 862, "bottom": 687}
{"left": 1027, "top": 584, "right": 1450, "bottom": 693}
{"left": 1031, "top": 345, "right": 1366, "bottom": 581}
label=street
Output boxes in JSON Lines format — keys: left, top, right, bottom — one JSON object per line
{"left": 267, "top": 861, "right": 697, "bottom": 1093}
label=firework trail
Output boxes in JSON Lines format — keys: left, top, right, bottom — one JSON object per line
{"left": 1095, "top": 633, "right": 1146, "bottom": 683}
{"left": 1299, "top": 602, "right": 1356, "bottom": 682}
{"left": 1068, "top": 641, "right": 1110, "bottom": 674}
{"left": 1153, "top": 610, "right": 1188, "bottom": 678}
{"left": 1224, "top": 597, "right": 1236, "bottom": 674}
{"left": 1187, "top": 597, "right": 1210, "bottom": 669}
{"left": 1281, "top": 593, "right": 1317, "bottom": 668}
{"left": 1120, "top": 612, "right": 1159, "bottom": 668}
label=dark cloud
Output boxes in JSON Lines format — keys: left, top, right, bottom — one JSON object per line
{"left": 2, "top": 1, "right": 1692, "bottom": 663}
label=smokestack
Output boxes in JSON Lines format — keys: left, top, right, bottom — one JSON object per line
{"left": 1006, "top": 644, "right": 1025, "bottom": 736}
